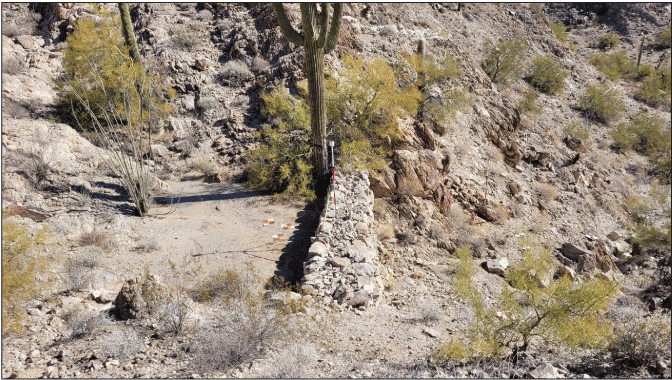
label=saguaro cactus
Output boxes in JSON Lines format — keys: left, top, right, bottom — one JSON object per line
{"left": 273, "top": 3, "right": 343, "bottom": 194}
{"left": 118, "top": 3, "right": 142, "bottom": 65}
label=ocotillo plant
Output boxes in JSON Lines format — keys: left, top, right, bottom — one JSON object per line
{"left": 118, "top": 3, "right": 142, "bottom": 65}
{"left": 273, "top": 3, "right": 343, "bottom": 195}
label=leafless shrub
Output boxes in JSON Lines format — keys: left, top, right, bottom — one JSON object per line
{"left": 219, "top": 60, "right": 253, "bottom": 87}
{"left": 1, "top": 11, "right": 40, "bottom": 37}
{"left": 376, "top": 225, "right": 395, "bottom": 240}
{"left": 251, "top": 56, "right": 270, "bottom": 73}
{"left": 417, "top": 299, "right": 442, "bottom": 323}
{"left": 191, "top": 307, "right": 282, "bottom": 372}
{"left": 136, "top": 237, "right": 159, "bottom": 253}
{"left": 26, "top": 153, "right": 51, "bottom": 189}
{"left": 609, "top": 319, "right": 671, "bottom": 368}
{"left": 268, "top": 342, "right": 317, "bottom": 378}
{"left": 157, "top": 298, "right": 194, "bottom": 336}
{"left": 62, "top": 254, "right": 100, "bottom": 292}
{"left": 78, "top": 230, "right": 116, "bottom": 252}
{"left": 2, "top": 56, "right": 24, "bottom": 75}
{"left": 65, "top": 311, "right": 109, "bottom": 339}
{"left": 534, "top": 182, "right": 558, "bottom": 203}
{"left": 98, "top": 324, "right": 145, "bottom": 359}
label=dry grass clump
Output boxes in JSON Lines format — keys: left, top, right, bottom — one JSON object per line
{"left": 267, "top": 342, "right": 317, "bottom": 378}
{"left": 376, "top": 225, "right": 395, "bottom": 240}
{"left": 78, "top": 230, "right": 116, "bottom": 252}
{"left": 417, "top": 299, "right": 443, "bottom": 323}
{"left": 534, "top": 182, "right": 558, "bottom": 203}
{"left": 98, "top": 323, "right": 145, "bottom": 359}
{"left": 64, "top": 310, "right": 110, "bottom": 340}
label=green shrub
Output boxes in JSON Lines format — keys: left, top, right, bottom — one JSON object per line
{"left": 550, "top": 21, "right": 568, "bottom": 43}
{"left": 56, "top": 13, "right": 173, "bottom": 131}
{"left": 529, "top": 55, "right": 568, "bottom": 95}
{"left": 563, "top": 120, "right": 591, "bottom": 146}
{"left": 482, "top": 36, "right": 527, "bottom": 84}
{"left": 327, "top": 55, "right": 422, "bottom": 171}
{"left": 446, "top": 240, "right": 618, "bottom": 359}
{"left": 612, "top": 111, "right": 670, "bottom": 156}
{"left": 636, "top": 67, "right": 672, "bottom": 108}
{"left": 589, "top": 51, "right": 637, "bottom": 82}
{"left": 399, "top": 51, "right": 460, "bottom": 89}
{"left": 621, "top": 184, "right": 671, "bottom": 253}
{"left": 599, "top": 32, "right": 620, "bottom": 50}
{"left": 579, "top": 82, "right": 624, "bottom": 124}
{"left": 655, "top": 27, "right": 671, "bottom": 48}
{"left": 2, "top": 219, "right": 49, "bottom": 334}
{"left": 517, "top": 88, "right": 541, "bottom": 114}
{"left": 245, "top": 85, "right": 315, "bottom": 201}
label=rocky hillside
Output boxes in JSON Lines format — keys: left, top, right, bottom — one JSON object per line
{"left": 2, "top": 3, "right": 671, "bottom": 378}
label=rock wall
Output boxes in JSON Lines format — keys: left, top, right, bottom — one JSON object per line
{"left": 302, "top": 171, "right": 384, "bottom": 310}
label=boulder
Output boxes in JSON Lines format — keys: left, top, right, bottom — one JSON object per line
{"left": 394, "top": 150, "right": 425, "bottom": 197}
{"left": 559, "top": 243, "right": 596, "bottom": 273}
{"left": 526, "top": 363, "right": 562, "bottom": 379}
{"left": 330, "top": 257, "right": 350, "bottom": 268}
{"left": 486, "top": 257, "right": 509, "bottom": 276}
{"left": 150, "top": 144, "right": 169, "bottom": 158}
{"left": 15, "top": 35, "right": 36, "bottom": 50}
{"left": 308, "top": 241, "right": 328, "bottom": 258}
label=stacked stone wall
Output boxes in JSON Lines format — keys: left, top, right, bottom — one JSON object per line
{"left": 302, "top": 171, "right": 383, "bottom": 309}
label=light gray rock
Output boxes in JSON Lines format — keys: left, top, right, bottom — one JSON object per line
{"left": 486, "top": 257, "right": 509, "bottom": 275}
{"left": 330, "top": 257, "right": 350, "bottom": 268}
{"left": 422, "top": 328, "right": 440, "bottom": 338}
{"left": 526, "top": 363, "right": 561, "bottom": 379}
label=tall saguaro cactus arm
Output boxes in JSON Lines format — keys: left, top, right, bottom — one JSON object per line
{"left": 273, "top": 3, "right": 343, "bottom": 195}
{"left": 273, "top": 3, "right": 304, "bottom": 46}
{"left": 324, "top": 3, "right": 342, "bottom": 54}
{"left": 118, "top": 3, "right": 142, "bottom": 64}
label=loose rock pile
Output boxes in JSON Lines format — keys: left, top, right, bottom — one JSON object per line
{"left": 302, "top": 171, "right": 384, "bottom": 310}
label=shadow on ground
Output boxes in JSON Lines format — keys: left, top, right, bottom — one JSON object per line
{"left": 269, "top": 201, "right": 322, "bottom": 288}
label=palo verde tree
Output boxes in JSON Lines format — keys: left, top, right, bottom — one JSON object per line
{"left": 273, "top": 3, "right": 343, "bottom": 195}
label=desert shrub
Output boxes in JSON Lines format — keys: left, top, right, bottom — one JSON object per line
{"left": 98, "top": 324, "right": 145, "bottom": 359}
{"left": 192, "top": 265, "right": 259, "bottom": 304}
{"left": 327, "top": 55, "right": 422, "bottom": 171}
{"left": 61, "top": 14, "right": 169, "bottom": 216}
{"left": 65, "top": 310, "right": 109, "bottom": 339}
{"left": 78, "top": 230, "right": 116, "bottom": 251}
{"left": 636, "top": 67, "right": 672, "bottom": 108}
{"left": 611, "top": 111, "right": 670, "bottom": 156}
{"left": 599, "top": 32, "right": 620, "bottom": 50}
{"left": 1, "top": 9, "right": 40, "bottom": 37}
{"left": 550, "top": 22, "right": 568, "bottom": 43}
{"left": 579, "top": 82, "right": 624, "bottom": 124}
{"left": 417, "top": 299, "right": 443, "bottom": 323}
{"left": 1, "top": 219, "right": 49, "bottom": 334}
{"left": 62, "top": 254, "right": 99, "bottom": 292}
{"left": 609, "top": 320, "right": 671, "bottom": 368}
{"left": 534, "top": 182, "right": 558, "bottom": 203}
{"left": 528, "top": 55, "right": 567, "bottom": 95}
{"left": 218, "top": 59, "right": 253, "bottom": 87}
{"left": 268, "top": 342, "right": 317, "bottom": 378}
{"left": 245, "top": 85, "right": 314, "bottom": 201}
{"left": 589, "top": 51, "right": 637, "bottom": 82}
{"left": 26, "top": 152, "right": 51, "bottom": 190}
{"left": 482, "top": 36, "right": 527, "bottom": 84}
{"left": 517, "top": 88, "right": 541, "bottom": 114}
{"left": 2, "top": 56, "right": 25, "bottom": 75}
{"left": 655, "top": 27, "right": 671, "bottom": 48}
{"left": 56, "top": 13, "right": 172, "bottom": 132}
{"left": 622, "top": 184, "right": 671, "bottom": 252}
{"left": 157, "top": 298, "right": 193, "bottom": 336}
{"left": 563, "top": 121, "right": 591, "bottom": 146}
{"left": 448, "top": 241, "right": 618, "bottom": 359}
{"left": 398, "top": 50, "right": 461, "bottom": 90}
{"left": 190, "top": 266, "right": 284, "bottom": 372}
